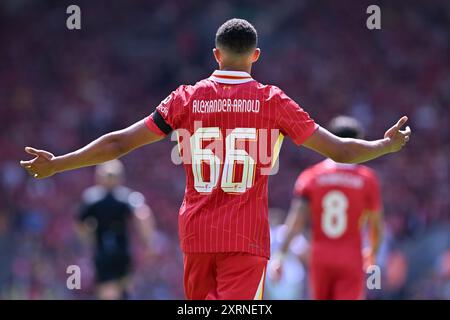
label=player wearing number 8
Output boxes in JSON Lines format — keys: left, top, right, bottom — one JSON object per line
{"left": 269, "top": 116, "right": 384, "bottom": 300}
{"left": 20, "top": 19, "right": 410, "bottom": 300}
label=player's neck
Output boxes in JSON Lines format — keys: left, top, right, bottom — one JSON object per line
{"left": 219, "top": 64, "right": 252, "bottom": 74}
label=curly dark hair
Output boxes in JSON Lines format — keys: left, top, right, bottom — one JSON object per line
{"left": 215, "top": 18, "right": 258, "bottom": 54}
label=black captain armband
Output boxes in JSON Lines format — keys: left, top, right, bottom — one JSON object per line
{"left": 152, "top": 110, "right": 173, "bottom": 135}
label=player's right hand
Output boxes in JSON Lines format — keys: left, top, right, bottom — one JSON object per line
{"left": 384, "top": 116, "right": 411, "bottom": 153}
{"left": 20, "top": 147, "right": 56, "bottom": 179}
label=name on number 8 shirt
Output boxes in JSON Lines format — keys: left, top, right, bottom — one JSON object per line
{"left": 145, "top": 70, "right": 318, "bottom": 258}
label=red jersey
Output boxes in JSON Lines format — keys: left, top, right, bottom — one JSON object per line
{"left": 145, "top": 70, "right": 318, "bottom": 258}
{"left": 293, "top": 159, "right": 382, "bottom": 267}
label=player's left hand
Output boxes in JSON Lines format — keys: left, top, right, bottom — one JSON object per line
{"left": 20, "top": 147, "right": 56, "bottom": 179}
{"left": 384, "top": 116, "right": 411, "bottom": 153}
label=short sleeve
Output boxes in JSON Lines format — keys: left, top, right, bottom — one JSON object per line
{"left": 365, "top": 171, "right": 382, "bottom": 212}
{"left": 293, "top": 170, "right": 313, "bottom": 200}
{"left": 276, "top": 89, "right": 318, "bottom": 145}
{"left": 145, "top": 85, "right": 188, "bottom": 135}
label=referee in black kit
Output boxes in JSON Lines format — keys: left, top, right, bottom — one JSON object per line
{"left": 77, "top": 160, "right": 155, "bottom": 300}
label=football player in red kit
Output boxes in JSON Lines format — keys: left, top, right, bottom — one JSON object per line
{"left": 20, "top": 19, "right": 410, "bottom": 300}
{"left": 269, "top": 116, "right": 384, "bottom": 300}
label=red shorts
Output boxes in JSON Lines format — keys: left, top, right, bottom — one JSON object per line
{"left": 183, "top": 252, "right": 268, "bottom": 300}
{"left": 310, "top": 260, "right": 364, "bottom": 300}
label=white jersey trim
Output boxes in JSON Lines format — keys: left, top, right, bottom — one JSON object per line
{"left": 209, "top": 70, "right": 254, "bottom": 84}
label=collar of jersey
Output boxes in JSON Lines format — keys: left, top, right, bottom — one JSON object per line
{"left": 209, "top": 70, "right": 254, "bottom": 84}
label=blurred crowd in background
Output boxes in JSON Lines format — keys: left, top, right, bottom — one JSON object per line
{"left": 0, "top": 0, "right": 449, "bottom": 299}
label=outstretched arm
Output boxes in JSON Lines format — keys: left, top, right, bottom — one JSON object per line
{"left": 303, "top": 116, "right": 411, "bottom": 163}
{"left": 20, "top": 119, "right": 164, "bottom": 179}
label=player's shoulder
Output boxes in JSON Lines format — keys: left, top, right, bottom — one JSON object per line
{"left": 175, "top": 78, "right": 288, "bottom": 98}
{"left": 352, "top": 164, "right": 380, "bottom": 185}
{"left": 305, "top": 160, "right": 329, "bottom": 175}
{"left": 171, "top": 83, "right": 196, "bottom": 99}
{"left": 82, "top": 185, "right": 107, "bottom": 204}
{"left": 171, "top": 78, "right": 217, "bottom": 99}
{"left": 254, "top": 83, "right": 290, "bottom": 101}
{"left": 297, "top": 160, "right": 338, "bottom": 182}
{"left": 355, "top": 164, "right": 378, "bottom": 177}
{"left": 293, "top": 163, "right": 319, "bottom": 193}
